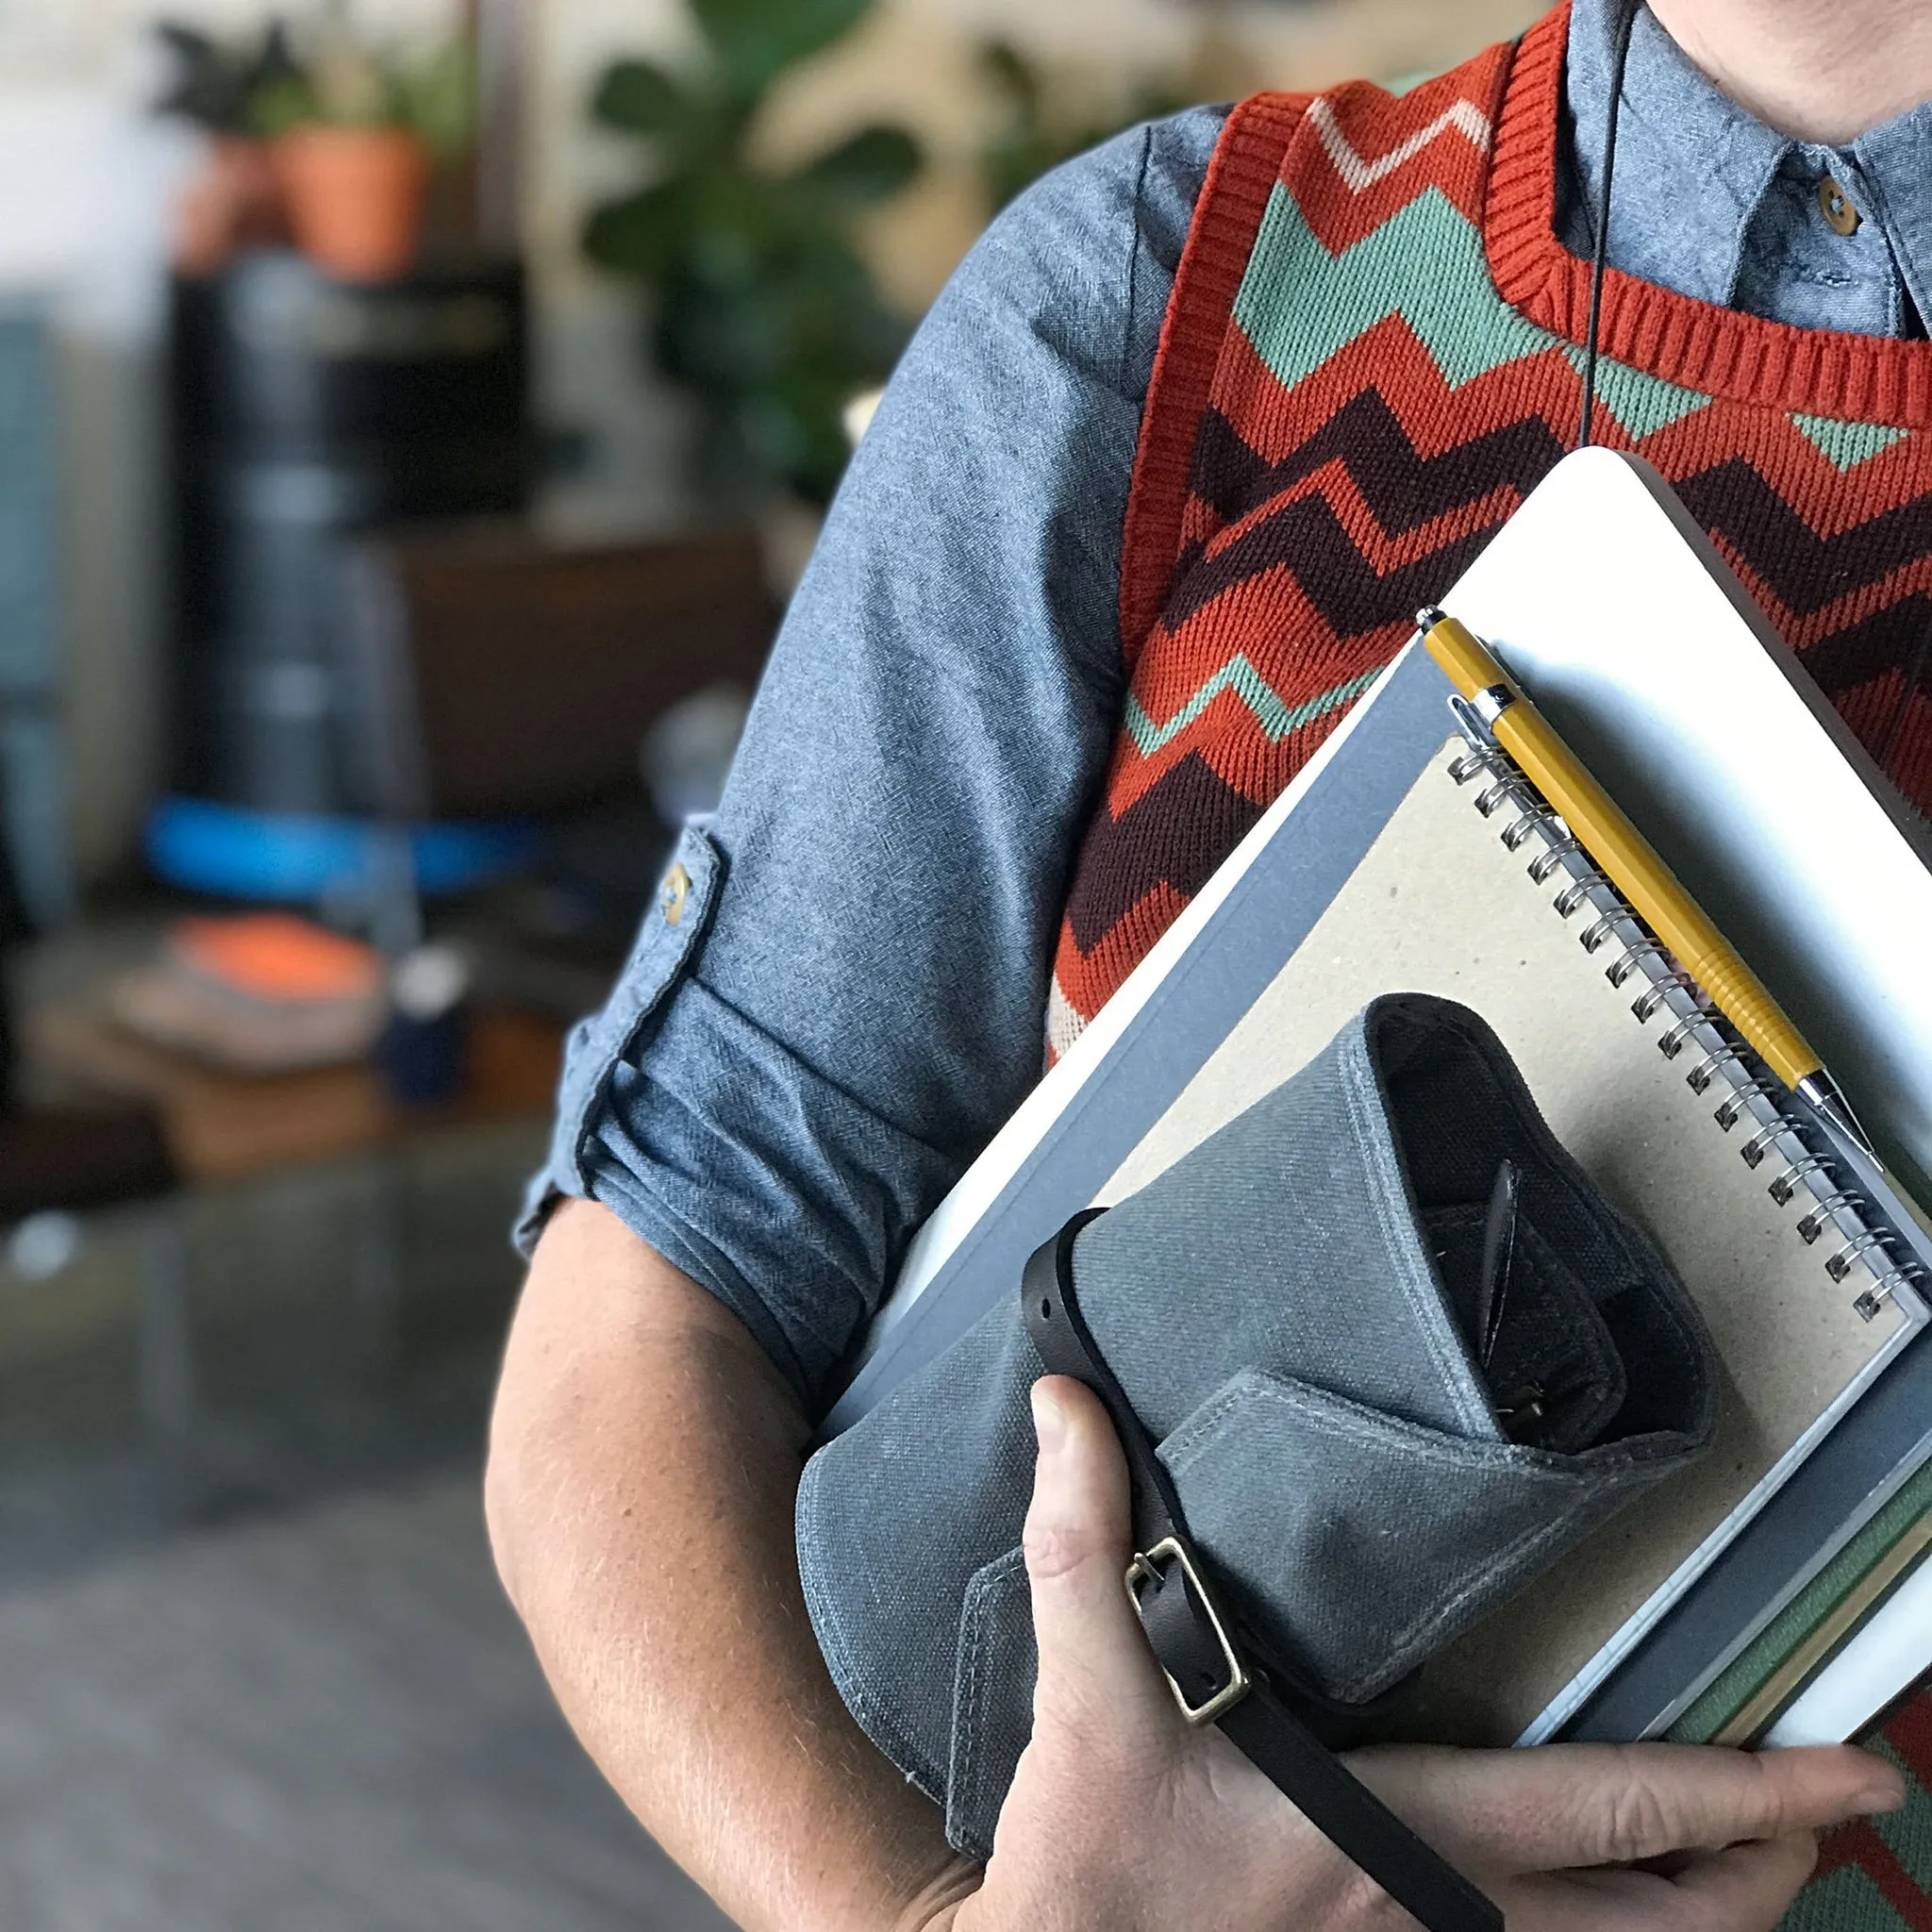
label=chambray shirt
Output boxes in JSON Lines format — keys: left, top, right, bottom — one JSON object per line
{"left": 524, "top": 0, "right": 1932, "bottom": 1408}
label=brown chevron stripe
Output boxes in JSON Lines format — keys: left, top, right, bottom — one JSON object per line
{"left": 1878, "top": 637, "right": 1932, "bottom": 774}
{"left": 1160, "top": 488, "right": 1504, "bottom": 637}
{"left": 1190, "top": 393, "right": 1567, "bottom": 535}
{"left": 1799, "top": 594, "right": 1932, "bottom": 700}
{"left": 1062, "top": 750, "right": 1263, "bottom": 955}
{"left": 1674, "top": 459, "right": 1932, "bottom": 618}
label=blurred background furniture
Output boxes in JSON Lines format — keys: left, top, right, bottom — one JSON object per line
{"left": 0, "top": 3, "right": 1560, "bottom": 1924}
{"left": 344, "top": 522, "right": 777, "bottom": 824}
{"left": 0, "top": 303, "right": 73, "bottom": 932}
{"left": 162, "top": 254, "right": 533, "bottom": 847}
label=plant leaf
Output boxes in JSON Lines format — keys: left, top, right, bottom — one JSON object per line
{"left": 400, "top": 41, "right": 476, "bottom": 157}
{"left": 794, "top": 125, "right": 922, "bottom": 205}
{"left": 584, "top": 184, "right": 690, "bottom": 281}
{"left": 689, "top": 0, "right": 874, "bottom": 97}
{"left": 592, "top": 58, "right": 688, "bottom": 135}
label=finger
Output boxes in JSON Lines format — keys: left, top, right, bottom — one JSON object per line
{"left": 1502, "top": 1834, "right": 1818, "bottom": 1932}
{"left": 1023, "top": 1377, "right": 1177, "bottom": 1733}
{"left": 1660, "top": 1831, "right": 1823, "bottom": 1931}
{"left": 1353, "top": 1741, "right": 1901, "bottom": 1872}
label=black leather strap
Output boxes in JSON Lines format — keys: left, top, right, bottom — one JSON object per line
{"left": 1023, "top": 1214, "right": 1504, "bottom": 1932}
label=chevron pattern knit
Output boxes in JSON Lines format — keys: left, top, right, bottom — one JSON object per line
{"left": 1045, "top": 10, "right": 1932, "bottom": 1922}
{"left": 1046, "top": 10, "right": 1932, "bottom": 1062}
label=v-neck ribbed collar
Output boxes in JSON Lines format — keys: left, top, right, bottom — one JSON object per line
{"left": 1565, "top": 0, "right": 1932, "bottom": 337}
{"left": 1487, "top": 4, "right": 1932, "bottom": 426}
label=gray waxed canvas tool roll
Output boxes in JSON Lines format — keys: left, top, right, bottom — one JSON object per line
{"left": 796, "top": 992, "right": 1720, "bottom": 1861}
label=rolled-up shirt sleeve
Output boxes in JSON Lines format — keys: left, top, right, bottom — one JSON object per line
{"left": 518, "top": 108, "right": 1224, "bottom": 1408}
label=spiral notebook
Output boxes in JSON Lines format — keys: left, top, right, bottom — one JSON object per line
{"left": 825, "top": 449, "right": 1932, "bottom": 1742}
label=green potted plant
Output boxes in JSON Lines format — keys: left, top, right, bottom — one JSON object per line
{"left": 152, "top": 19, "right": 300, "bottom": 275}
{"left": 585, "top": 0, "right": 924, "bottom": 508}
{"left": 254, "top": 1, "right": 475, "bottom": 284}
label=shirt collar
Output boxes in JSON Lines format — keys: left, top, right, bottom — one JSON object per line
{"left": 1566, "top": 0, "right": 1932, "bottom": 332}
{"left": 1851, "top": 107, "right": 1932, "bottom": 332}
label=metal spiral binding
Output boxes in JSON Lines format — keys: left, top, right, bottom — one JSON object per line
{"left": 1445, "top": 732, "right": 1927, "bottom": 1324}
{"left": 1607, "top": 937, "right": 1672, "bottom": 989}
{"left": 1657, "top": 1014, "right": 1705, "bottom": 1059}
{"left": 1557, "top": 874, "right": 1615, "bottom": 919}
{"left": 1632, "top": 974, "right": 1696, "bottom": 1023}
{"left": 1686, "top": 1045, "right": 1748, "bottom": 1094}
{"left": 1770, "top": 1155, "right": 1832, "bottom": 1207}
{"left": 1580, "top": 912, "right": 1624, "bottom": 955}
{"left": 1799, "top": 1192, "right": 1867, "bottom": 1244}
{"left": 1715, "top": 1079, "right": 1782, "bottom": 1132}
{"left": 1475, "top": 777, "right": 1524, "bottom": 819}
{"left": 1527, "top": 841, "right": 1582, "bottom": 885}
{"left": 1501, "top": 809, "right": 1546, "bottom": 853}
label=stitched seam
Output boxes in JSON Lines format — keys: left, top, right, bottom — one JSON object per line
{"left": 1358, "top": 1488, "right": 1631, "bottom": 1697}
{"left": 949, "top": 1548, "right": 1027, "bottom": 1856}
{"left": 1161, "top": 1369, "right": 1675, "bottom": 1480}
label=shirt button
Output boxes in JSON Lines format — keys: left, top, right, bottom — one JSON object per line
{"left": 1819, "top": 175, "right": 1861, "bottom": 236}
{"left": 660, "top": 862, "right": 691, "bottom": 927}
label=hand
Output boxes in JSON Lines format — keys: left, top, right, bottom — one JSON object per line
{"left": 920, "top": 1376, "right": 1904, "bottom": 1931}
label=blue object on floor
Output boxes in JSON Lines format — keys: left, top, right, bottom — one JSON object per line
{"left": 145, "top": 798, "right": 540, "bottom": 903}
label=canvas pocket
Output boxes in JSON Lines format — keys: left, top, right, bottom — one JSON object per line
{"left": 1160, "top": 1366, "right": 1691, "bottom": 1707}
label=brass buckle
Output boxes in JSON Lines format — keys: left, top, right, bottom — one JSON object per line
{"left": 1125, "top": 1537, "right": 1252, "bottom": 1726}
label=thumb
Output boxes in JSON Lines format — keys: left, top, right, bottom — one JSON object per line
{"left": 1024, "top": 1377, "right": 1180, "bottom": 1739}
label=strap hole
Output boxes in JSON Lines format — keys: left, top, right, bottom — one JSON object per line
{"left": 1040, "top": 1298, "right": 1053, "bottom": 1320}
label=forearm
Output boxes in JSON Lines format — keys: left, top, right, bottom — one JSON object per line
{"left": 485, "top": 1198, "right": 974, "bottom": 1932}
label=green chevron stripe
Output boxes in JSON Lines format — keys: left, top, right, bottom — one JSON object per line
{"left": 1232, "top": 184, "right": 1712, "bottom": 443}
{"left": 1872, "top": 1741, "right": 1932, "bottom": 1885}
{"left": 1234, "top": 186, "right": 1552, "bottom": 392}
{"left": 1776, "top": 1860, "right": 1909, "bottom": 1931}
{"left": 1124, "top": 661, "right": 1382, "bottom": 758}
{"left": 1793, "top": 412, "right": 1910, "bottom": 472}
{"left": 1561, "top": 345, "right": 1714, "bottom": 441}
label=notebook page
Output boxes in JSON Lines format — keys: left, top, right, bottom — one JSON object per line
{"left": 1098, "top": 743, "right": 1911, "bottom": 1745}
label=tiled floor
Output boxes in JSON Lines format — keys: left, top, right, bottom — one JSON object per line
{"left": 0, "top": 1124, "right": 734, "bottom": 1931}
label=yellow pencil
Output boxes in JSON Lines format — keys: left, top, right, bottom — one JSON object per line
{"left": 1417, "top": 607, "right": 1871, "bottom": 1156}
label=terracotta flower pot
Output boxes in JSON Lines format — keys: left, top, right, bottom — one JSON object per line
{"left": 275, "top": 125, "right": 432, "bottom": 284}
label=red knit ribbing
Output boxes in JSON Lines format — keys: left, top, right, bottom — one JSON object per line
{"left": 1486, "top": 5, "right": 1932, "bottom": 426}
{"left": 1118, "top": 92, "right": 1310, "bottom": 677}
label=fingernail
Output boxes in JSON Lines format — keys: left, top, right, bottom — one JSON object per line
{"left": 1031, "top": 1381, "right": 1066, "bottom": 1455}
{"left": 1857, "top": 1773, "right": 1907, "bottom": 1815}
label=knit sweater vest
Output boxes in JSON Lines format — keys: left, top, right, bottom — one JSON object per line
{"left": 1047, "top": 7, "right": 1932, "bottom": 1066}
{"left": 1045, "top": 12, "right": 1932, "bottom": 1923}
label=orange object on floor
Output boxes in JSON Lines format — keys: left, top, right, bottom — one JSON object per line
{"left": 170, "top": 914, "right": 382, "bottom": 1006}
{"left": 111, "top": 915, "right": 388, "bottom": 1075}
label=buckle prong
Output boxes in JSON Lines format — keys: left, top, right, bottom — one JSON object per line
{"left": 1125, "top": 1537, "right": 1252, "bottom": 1725}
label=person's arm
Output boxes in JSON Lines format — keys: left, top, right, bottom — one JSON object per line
{"left": 491, "top": 112, "right": 1223, "bottom": 1928}
{"left": 487, "top": 1198, "right": 977, "bottom": 1932}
